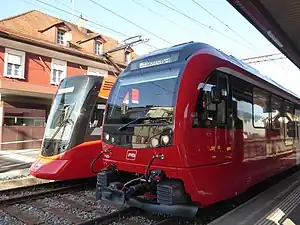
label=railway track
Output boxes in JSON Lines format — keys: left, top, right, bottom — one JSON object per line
{"left": 2, "top": 167, "right": 298, "bottom": 224}
{"left": 0, "top": 180, "right": 93, "bottom": 205}
{"left": 0, "top": 179, "right": 186, "bottom": 225}
{"left": 78, "top": 207, "right": 180, "bottom": 225}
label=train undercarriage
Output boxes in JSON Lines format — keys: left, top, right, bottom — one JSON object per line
{"left": 96, "top": 168, "right": 199, "bottom": 217}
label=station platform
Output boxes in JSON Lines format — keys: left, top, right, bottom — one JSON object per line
{"left": 0, "top": 149, "right": 39, "bottom": 178}
{"left": 209, "top": 169, "right": 300, "bottom": 225}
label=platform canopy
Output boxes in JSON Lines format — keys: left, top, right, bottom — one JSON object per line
{"left": 227, "top": 0, "right": 300, "bottom": 68}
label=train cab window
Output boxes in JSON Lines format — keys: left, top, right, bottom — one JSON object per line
{"left": 216, "top": 75, "right": 228, "bottom": 125}
{"left": 253, "top": 88, "right": 270, "bottom": 128}
{"left": 193, "top": 71, "right": 228, "bottom": 128}
{"left": 90, "top": 104, "right": 105, "bottom": 128}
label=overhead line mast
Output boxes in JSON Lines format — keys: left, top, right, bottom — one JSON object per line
{"left": 100, "top": 35, "right": 149, "bottom": 74}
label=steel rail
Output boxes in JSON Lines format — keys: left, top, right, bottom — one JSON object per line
{"left": 0, "top": 179, "right": 95, "bottom": 206}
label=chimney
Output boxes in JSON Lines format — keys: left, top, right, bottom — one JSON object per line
{"left": 65, "top": 32, "right": 73, "bottom": 46}
{"left": 77, "top": 15, "right": 86, "bottom": 31}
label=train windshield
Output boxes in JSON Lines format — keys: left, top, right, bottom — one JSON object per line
{"left": 107, "top": 68, "right": 180, "bottom": 123}
{"left": 103, "top": 68, "right": 180, "bottom": 148}
{"left": 42, "top": 76, "right": 89, "bottom": 155}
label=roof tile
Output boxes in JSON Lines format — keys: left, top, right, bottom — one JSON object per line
{"left": 0, "top": 10, "right": 122, "bottom": 56}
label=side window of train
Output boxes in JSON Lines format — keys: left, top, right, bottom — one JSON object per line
{"left": 193, "top": 71, "right": 228, "bottom": 128}
{"left": 231, "top": 76, "right": 252, "bottom": 130}
{"left": 90, "top": 104, "right": 105, "bottom": 128}
{"left": 285, "top": 101, "right": 295, "bottom": 145}
{"left": 270, "top": 96, "right": 283, "bottom": 130}
{"left": 253, "top": 88, "right": 270, "bottom": 128}
{"left": 294, "top": 107, "right": 300, "bottom": 139}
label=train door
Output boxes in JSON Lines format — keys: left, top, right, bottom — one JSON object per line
{"left": 210, "top": 71, "right": 234, "bottom": 198}
{"left": 192, "top": 70, "right": 233, "bottom": 199}
{"left": 194, "top": 71, "right": 232, "bottom": 165}
{"left": 214, "top": 72, "right": 232, "bottom": 163}
{"left": 231, "top": 75, "right": 252, "bottom": 194}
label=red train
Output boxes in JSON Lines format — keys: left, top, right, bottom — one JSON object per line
{"left": 30, "top": 75, "right": 115, "bottom": 180}
{"left": 96, "top": 42, "right": 300, "bottom": 217}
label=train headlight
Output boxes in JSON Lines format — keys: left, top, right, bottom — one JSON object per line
{"left": 150, "top": 137, "right": 159, "bottom": 148}
{"left": 161, "top": 135, "right": 170, "bottom": 145}
{"left": 104, "top": 133, "right": 110, "bottom": 141}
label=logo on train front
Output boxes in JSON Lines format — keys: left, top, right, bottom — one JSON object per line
{"left": 126, "top": 150, "right": 137, "bottom": 160}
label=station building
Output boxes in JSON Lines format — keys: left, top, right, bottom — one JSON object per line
{"left": 0, "top": 10, "right": 135, "bottom": 150}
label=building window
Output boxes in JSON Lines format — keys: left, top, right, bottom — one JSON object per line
{"left": 125, "top": 51, "right": 132, "bottom": 63}
{"left": 51, "top": 59, "right": 67, "bottom": 85}
{"left": 4, "top": 48, "right": 26, "bottom": 79}
{"left": 4, "top": 107, "right": 46, "bottom": 127}
{"left": 87, "top": 67, "right": 108, "bottom": 76}
{"left": 57, "top": 30, "right": 65, "bottom": 45}
{"left": 95, "top": 41, "right": 103, "bottom": 55}
{"left": 4, "top": 115, "right": 46, "bottom": 126}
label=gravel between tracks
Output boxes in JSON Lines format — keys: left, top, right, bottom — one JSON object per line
{"left": 41, "top": 197, "right": 98, "bottom": 220}
{"left": 0, "top": 181, "right": 82, "bottom": 201}
{"left": 16, "top": 203, "right": 71, "bottom": 225}
{"left": 0, "top": 184, "right": 125, "bottom": 225}
{"left": 0, "top": 210, "right": 25, "bottom": 225}
{"left": 110, "top": 215, "right": 160, "bottom": 225}
{"left": 63, "top": 190, "right": 120, "bottom": 213}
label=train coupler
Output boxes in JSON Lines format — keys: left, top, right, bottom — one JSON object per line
{"left": 97, "top": 182, "right": 126, "bottom": 205}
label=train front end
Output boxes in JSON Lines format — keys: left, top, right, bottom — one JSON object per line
{"left": 30, "top": 75, "right": 114, "bottom": 180}
{"left": 96, "top": 43, "right": 204, "bottom": 217}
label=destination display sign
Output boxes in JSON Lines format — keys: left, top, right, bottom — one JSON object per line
{"left": 57, "top": 86, "right": 74, "bottom": 94}
{"left": 139, "top": 58, "right": 172, "bottom": 69}
{"left": 129, "top": 51, "right": 180, "bottom": 71}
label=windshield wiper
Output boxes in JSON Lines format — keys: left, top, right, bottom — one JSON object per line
{"left": 118, "top": 117, "right": 148, "bottom": 131}
{"left": 44, "top": 118, "right": 71, "bottom": 150}
{"left": 45, "top": 105, "right": 75, "bottom": 150}
{"left": 118, "top": 116, "right": 172, "bottom": 131}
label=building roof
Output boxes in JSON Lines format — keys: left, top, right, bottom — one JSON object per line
{"left": 227, "top": 0, "right": 300, "bottom": 69}
{"left": 0, "top": 10, "right": 114, "bottom": 45}
{"left": 0, "top": 10, "right": 126, "bottom": 67}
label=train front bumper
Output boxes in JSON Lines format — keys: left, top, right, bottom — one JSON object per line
{"left": 29, "top": 158, "right": 69, "bottom": 180}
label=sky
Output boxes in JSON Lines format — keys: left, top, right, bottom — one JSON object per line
{"left": 1, "top": 0, "right": 300, "bottom": 95}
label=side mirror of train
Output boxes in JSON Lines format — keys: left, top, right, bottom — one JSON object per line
{"left": 210, "top": 86, "right": 221, "bottom": 104}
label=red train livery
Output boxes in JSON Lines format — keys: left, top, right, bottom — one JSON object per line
{"left": 96, "top": 42, "right": 300, "bottom": 217}
{"left": 30, "top": 75, "right": 115, "bottom": 180}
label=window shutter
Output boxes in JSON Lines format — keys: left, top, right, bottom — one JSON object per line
{"left": 7, "top": 54, "right": 21, "bottom": 65}
{"left": 53, "top": 60, "right": 66, "bottom": 71}
{"left": 87, "top": 67, "right": 108, "bottom": 76}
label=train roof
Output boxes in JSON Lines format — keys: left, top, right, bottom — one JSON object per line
{"left": 130, "top": 42, "right": 300, "bottom": 99}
